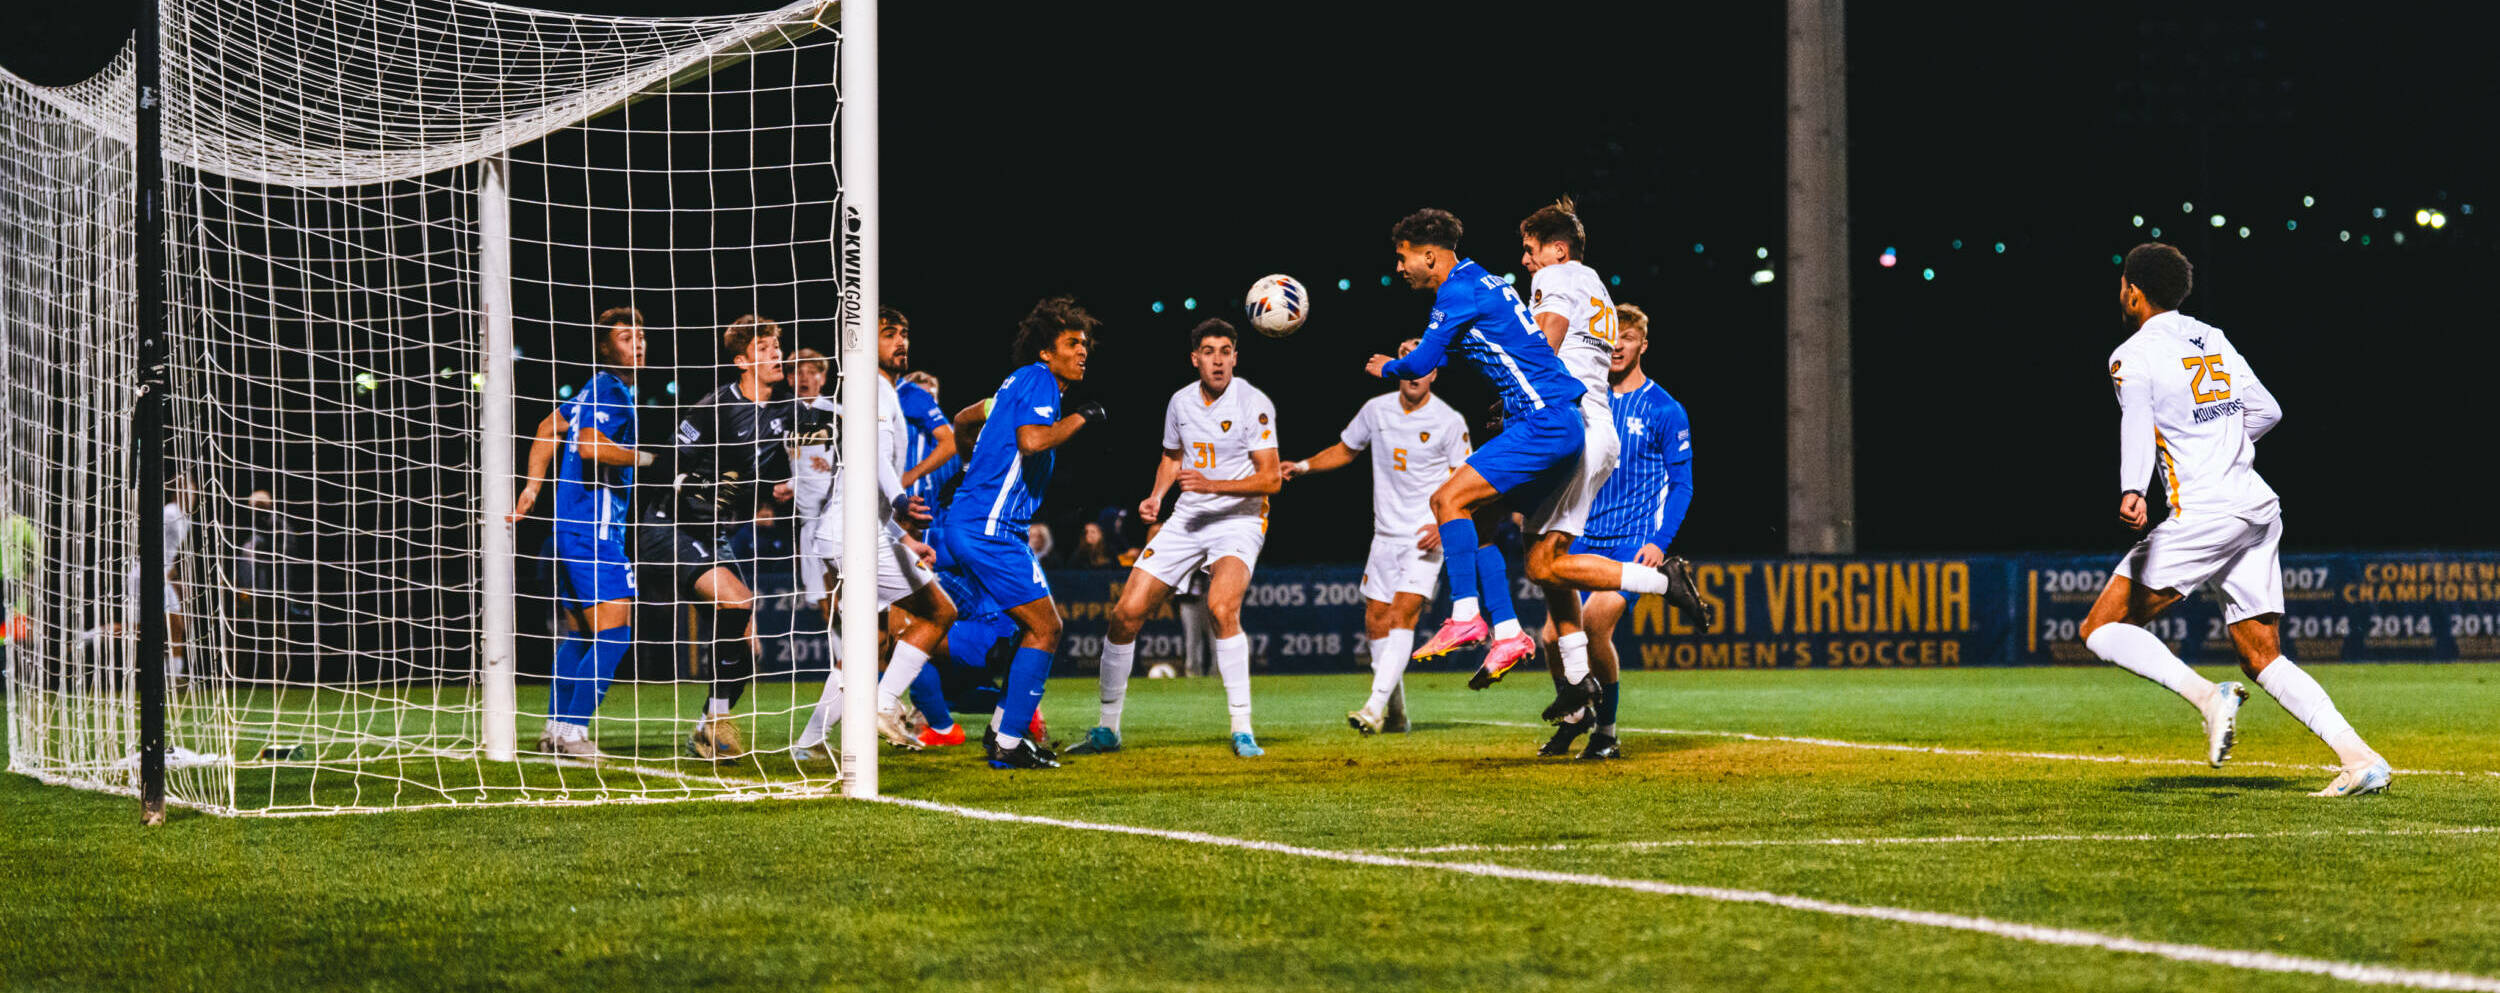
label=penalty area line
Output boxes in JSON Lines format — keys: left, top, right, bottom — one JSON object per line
{"left": 1461, "top": 720, "right": 2498, "bottom": 779}
{"left": 1377, "top": 824, "right": 2500, "bottom": 855}
{"left": 872, "top": 795, "right": 2500, "bottom": 992}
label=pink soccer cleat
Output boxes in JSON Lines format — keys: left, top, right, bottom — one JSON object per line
{"left": 1468, "top": 633, "right": 1538, "bottom": 690}
{"left": 1411, "top": 616, "right": 1490, "bottom": 660}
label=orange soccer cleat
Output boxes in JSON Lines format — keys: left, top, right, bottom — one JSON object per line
{"left": 1411, "top": 616, "right": 1489, "bottom": 660}
{"left": 1468, "top": 632, "right": 1538, "bottom": 690}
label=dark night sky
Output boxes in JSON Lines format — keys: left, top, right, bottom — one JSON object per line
{"left": 8, "top": 0, "right": 2496, "bottom": 566}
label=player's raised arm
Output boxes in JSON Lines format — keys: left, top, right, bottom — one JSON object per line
{"left": 1285, "top": 443, "right": 1358, "bottom": 479}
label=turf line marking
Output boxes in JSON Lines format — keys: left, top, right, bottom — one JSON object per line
{"left": 874, "top": 795, "right": 2500, "bottom": 992}
{"left": 1463, "top": 721, "right": 2492, "bottom": 779}
{"left": 1377, "top": 825, "right": 2500, "bottom": 854}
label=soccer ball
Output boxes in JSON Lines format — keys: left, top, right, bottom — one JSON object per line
{"left": 1243, "top": 274, "right": 1309, "bottom": 338}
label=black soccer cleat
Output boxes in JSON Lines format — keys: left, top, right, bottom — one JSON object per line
{"left": 988, "top": 740, "right": 1061, "bottom": 770}
{"left": 1542, "top": 675, "right": 1604, "bottom": 724}
{"left": 1539, "top": 717, "right": 1593, "bottom": 757}
{"left": 982, "top": 724, "right": 999, "bottom": 762}
{"left": 1659, "top": 557, "right": 1716, "bottom": 630}
{"left": 1578, "top": 732, "right": 1622, "bottom": 760}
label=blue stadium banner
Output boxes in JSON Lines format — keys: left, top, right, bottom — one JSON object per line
{"left": 737, "top": 552, "right": 2500, "bottom": 678}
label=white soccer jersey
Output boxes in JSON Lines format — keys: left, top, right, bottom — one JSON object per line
{"left": 2108, "top": 311, "right": 2282, "bottom": 524}
{"left": 789, "top": 393, "right": 839, "bottom": 534}
{"left": 1530, "top": 260, "right": 1618, "bottom": 397}
{"left": 1161, "top": 378, "right": 1279, "bottom": 526}
{"left": 1339, "top": 391, "right": 1471, "bottom": 539}
{"left": 819, "top": 376, "right": 908, "bottom": 527}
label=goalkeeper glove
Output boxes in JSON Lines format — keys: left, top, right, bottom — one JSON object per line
{"left": 1068, "top": 399, "right": 1107, "bottom": 426}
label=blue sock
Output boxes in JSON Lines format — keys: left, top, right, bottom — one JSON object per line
{"left": 997, "top": 646, "right": 1053, "bottom": 741}
{"left": 549, "top": 632, "right": 592, "bottom": 725}
{"left": 909, "top": 661, "right": 954, "bottom": 731}
{"left": 1438, "top": 518, "right": 1480, "bottom": 603}
{"left": 585, "top": 626, "right": 632, "bottom": 717}
{"left": 1598, "top": 680, "right": 1621, "bottom": 728}
{"left": 1476, "top": 544, "right": 1517, "bottom": 626}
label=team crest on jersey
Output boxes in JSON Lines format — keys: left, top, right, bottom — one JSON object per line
{"left": 2109, "top": 360, "right": 2123, "bottom": 375}
{"left": 1532, "top": 289, "right": 1543, "bottom": 304}
{"left": 1258, "top": 413, "right": 1269, "bottom": 425}
{"left": 1221, "top": 420, "right": 1232, "bottom": 432}
{"left": 1419, "top": 431, "right": 1430, "bottom": 443}
{"left": 1142, "top": 548, "right": 1155, "bottom": 559}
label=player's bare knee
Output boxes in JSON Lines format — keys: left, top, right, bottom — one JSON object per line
{"left": 1208, "top": 603, "right": 1243, "bottom": 637}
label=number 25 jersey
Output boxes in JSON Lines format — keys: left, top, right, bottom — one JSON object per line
{"left": 2108, "top": 311, "right": 2282, "bottom": 525}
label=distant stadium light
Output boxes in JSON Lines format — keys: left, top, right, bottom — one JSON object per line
{"left": 2415, "top": 209, "right": 2433, "bottom": 226}
{"left": 2208, "top": 214, "right": 2225, "bottom": 228}
{"left": 665, "top": 380, "right": 680, "bottom": 395}
{"left": 2360, "top": 234, "right": 2372, "bottom": 246}
{"left": 1691, "top": 243, "right": 1705, "bottom": 254}
{"left": 1950, "top": 239, "right": 1964, "bottom": 250}
{"left": 1992, "top": 242, "right": 2006, "bottom": 254}
{"left": 470, "top": 373, "right": 486, "bottom": 391}
{"left": 557, "top": 384, "right": 575, "bottom": 399}
{"left": 511, "top": 346, "right": 525, "bottom": 359}
{"left": 1608, "top": 274, "right": 1621, "bottom": 286}
{"left": 2392, "top": 230, "right": 2407, "bottom": 245}
{"left": 2432, "top": 211, "right": 2449, "bottom": 229}
{"left": 2237, "top": 226, "right": 2251, "bottom": 238}
{"left": 1151, "top": 301, "right": 1165, "bottom": 314}
{"left": 2286, "top": 220, "right": 2298, "bottom": 231}
{"left": 1380, "top": 275, "right": 1392, "bottom": 286}
{"left": 2110, "top": 254, "right": 2123, "bottom": 266}
{"left": 2339, "top": 230, "right": 2351, "bottom": 242}
{"left": 1335, "top": 278, "right": 1351, "bottom": 291}
{"left": 1878, "top": 249, "right": 1897, "bottom": 268}
{"left": 1921, "top": 268, "right": 1936, "bottom": 281}
{"left": 1750, "top": 268, "right": 1775, "bottom": 285}
{"left": 2302, "top": 195, "right": 2315, "bottom": 208}
{"left": 354, "top": 372, "right": 377, "bottom": 393}
{"left": 2148, "top": 227, "right": 2162, "bottom": 238}
{"left": 1501, "top": 273, "right": 1515, "bottom": 285}
{"left": 1754, "top": 247, "right": 1769, "bottom": 260}
{"left": 2372, "top": 207, "right": 2387, "bottom": 219}
{"left": 2180, "top": 201, "right": 2193, "bottom": 213}
{"left": 439, "top": 366, "right": 459, "bottom": 380}
{"left": 2130, "top": 215, "right": 2144, "bottom": 227}
{"left": 2463, "top": 204, "right": 2476, "bottom": 216}
{"left": 1183, "top": 297, "right": 1198, "bottom": 310}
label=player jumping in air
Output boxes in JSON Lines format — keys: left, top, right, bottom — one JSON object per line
{"left": 792, "top": 307, "right": 961, "bottom": 759}
{"left": 2080, "top": 243, "right": 2390, "bottom": 797}
{"left": 643, "top": 315, "right": 794, "bottom": 762}
{"left": 934, "top": 297, "right": 1104, "bottom": 770}
{"left": 1070, "top": 319, "right": 1282, "bottom": 758}
{"left": 1537, "top": 304, "right": 1693, "bottom": 759}
{"left": 510, "top": 306, "right": 650, "bottom": 759}
{"left": 1284, "top": 337, "right": 1472, "bottom": 735}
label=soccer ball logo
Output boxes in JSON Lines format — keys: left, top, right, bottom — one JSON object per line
{"left": 1243, "top": 274, "right": 1308, "bottom": 338}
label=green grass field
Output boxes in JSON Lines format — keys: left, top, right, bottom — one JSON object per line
{"left": 7, "top": 664, "right": 2498, "bottom": 992}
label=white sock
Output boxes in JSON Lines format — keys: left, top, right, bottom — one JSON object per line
{"left": 2253, "top": 657, "right": 2380, "bottom": 769}
{"left": 1215, "top": 633, "right": 1253, "bottom": 733}
{"left": 2084, "top": 623, "right": 2217, "bottom": 709}
{"left": 1099, "top": 639, "right": 1136, "bottom": 734}
{"left": 797, "top": 679, "right": 843, "bottom": 749}
{"left": 166, "top": 656, "right": 187, "bottom": 679}
{"left": 1618, "top": 564, "right": 1671, "bottom": 595}
{"left": 1558, "top": 631, "right": 1591, "bottom": 683}
{"left": 1366, "top": 630, "right": 1415, "bottom": 711}
{"left": 1493, "top": 618, "right": 1522, "bottom": 640}
{"left": 876, "top": 642, "right": 931, "bottom": 711}
{"left": 994, "top": 731, "right": 1024, "bottom": 750}
{"left": 1450, "top": 597, "right": 1480, "bottom": 623}
{"left": 706, "top": 696, "right": 732, "bottom": 717}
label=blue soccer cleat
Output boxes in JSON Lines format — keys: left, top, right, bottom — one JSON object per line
{"left": 1231, "top": 731, "right": 1264, "bottom": 757}
{"left": 1063, "top": 726, "right": 1122, "bottom": 755}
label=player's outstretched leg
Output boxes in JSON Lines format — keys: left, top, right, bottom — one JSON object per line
{"left": 1412, "top": 471, "right": 1507, "bottom": 661}
{"left": 2079, "top": 576, "right": 2245, "bottom": 766}
{"left": 1579, "top": 589, "right": 1627, "bottom": 760}
{"left": 1205, "top": 557, "right": 1261, "bottom": 757}
{"left": 990, "top": 597, "right": 1064, "bottom": 770}
{"left": 1073, "top": 568, "right": 1177, "bottom": 755}
{"left": 2230, "top": 616, "right": 2390, "bottom": 796}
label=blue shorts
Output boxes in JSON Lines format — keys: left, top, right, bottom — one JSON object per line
{"left": 553, "top": 527, "right": 635, "bottom": 611}
{"left": 1468, "top": 404, "right": 1584, "bottom": 509}
{"left": 937, "top": 524, "right": 1052, "bottom": 613}
{"left": 929, "top": 531, "right": 1001, "bottom": 624}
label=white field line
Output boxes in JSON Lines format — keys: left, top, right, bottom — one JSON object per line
{"left": 875, "top": 795, "right": 2500, "bottom": 993}
{"left": 1377, "top": 825, "right": 2500, "bottom": 855}
{"left": 1463, "top": 720, "right": 2500, "bottom": 779}
{"left": 238, "top": 756, "right": 827, "bottom": 818}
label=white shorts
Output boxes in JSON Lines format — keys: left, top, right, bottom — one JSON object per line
{"left": 1360, "top": 533, "right": 1442, "bottom": 604}
{"left": 124, "top": 568, "right": 182, "bottom": 621}
{"left": 1526, "top": 390, "right": 1619, "bottom": 538}
{"left": 1137, "top": 515, "right": 1266, "bottom": 590}
{"left": 809, "top": 517, "right": 936, "bottom": 611}
{"left": 797, "top": 517, "right": 830, "bottom": 601}
{"left": 2114, "top": 513, "right": 2285, "bottom": 623}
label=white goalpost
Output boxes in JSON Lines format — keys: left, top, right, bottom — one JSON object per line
{"left": 1, "top": 0, "right": 887, "bottom": 816}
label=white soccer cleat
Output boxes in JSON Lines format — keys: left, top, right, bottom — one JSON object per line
{"left": 2201, "top": 681, "right": 2249, "bottom": 768}
{"left": 2309, "top": 759, "right": 2392, "bottom": 798}
{"left": 875, "top": 703, "right": 924, "bottom": 750}
{"left": 1347, "top": 704, "right": 1386, "bottom": 735}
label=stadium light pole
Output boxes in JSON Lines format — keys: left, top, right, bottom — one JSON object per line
{"left": 835, "top": 0, "right": 880, "bottom": 798}
{"left": 134, "top": 0, "right": 168, "bottom": 825}
{"left": 1785, "top": 0, "right": 1855, "bottom": 555}
{"left": 477, "top": 152, "right": 519, "bottom": 764}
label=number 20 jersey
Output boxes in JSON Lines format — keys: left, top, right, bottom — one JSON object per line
{"left": 2107, "top": 310, "right": 2281, "bottom": 525}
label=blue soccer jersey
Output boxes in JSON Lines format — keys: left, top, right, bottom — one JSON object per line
{"left": 554, "top": 370, "right": 637, "bottom": 541}
{"left": 1381, "top": 259, "right": 1584, "bottom": 422}
{"left": 1585, "top": 380, "right": 1694, "bottom": 550}
{"left": 949, "top": 362, "right": 1062, "bottom": 537}
{"left": 896, "top": 379, "right": 961, "bottom": 520}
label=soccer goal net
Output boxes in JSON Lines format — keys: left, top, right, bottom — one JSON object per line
{"left": 2, "top": 0, "right": 875, "bottom": 816}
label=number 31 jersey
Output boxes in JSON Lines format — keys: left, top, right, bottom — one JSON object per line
{"left": 1161, "top": 378, "right": 1279, "bottom": 527}
{"left": 2107, "top": 311, "right": 2282, "bottom": 525}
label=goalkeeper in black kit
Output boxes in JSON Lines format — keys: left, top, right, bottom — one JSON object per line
{"left": 641, "top": 314, "right": 799, "bottom": 761}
